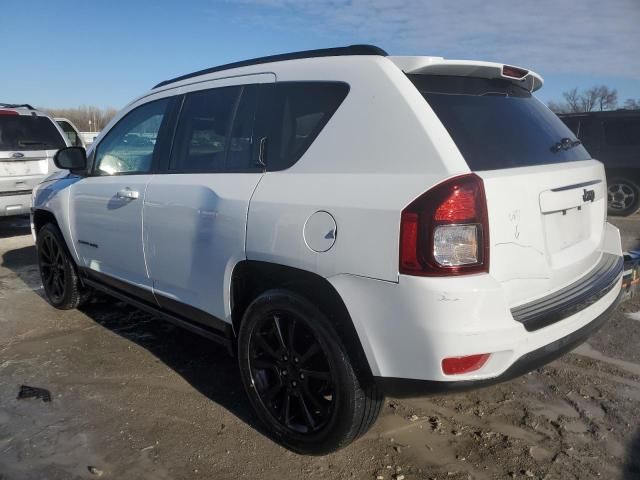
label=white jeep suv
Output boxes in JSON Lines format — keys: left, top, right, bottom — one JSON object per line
{"left": 31, "top": 45, "right": 623, "bottom": 454}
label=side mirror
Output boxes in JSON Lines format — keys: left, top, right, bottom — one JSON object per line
{"left": 54, "top": 146, "right": 87, "bottom": 172}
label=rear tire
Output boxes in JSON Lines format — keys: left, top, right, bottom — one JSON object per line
{"left": 237, "top": 289, "right": 383, "bottom": 454}
{"left": 607, "top": 177, "right": 640, "bottom": 216}
{"left": 36, "top": 223, "right": 89, "bottom": 309}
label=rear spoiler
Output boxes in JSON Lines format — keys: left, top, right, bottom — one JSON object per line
{"left": 388, "top": 56, "right": 543, "bottom": 92}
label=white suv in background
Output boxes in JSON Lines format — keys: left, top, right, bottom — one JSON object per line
{"left": 55, "top": 117, "right": 86, "bottom": 148}
{"left": 0, "top": 104, "right": 67, "bottom": 216}
{"left": 31, "top": 45, "right": 623, "bottom": 454}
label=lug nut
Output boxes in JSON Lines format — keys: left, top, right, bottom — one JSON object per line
{"left": 292, "top": 381, "right": 297, "bottom": 387}
{"left": 283, "top": 355, "right": 289, "bottom": 361}
{"left": 299, "top": 373, "right": 305, "bottom": 379}
{"left": 293, "top": 357, "right": 299, "bottom": 363}
{"left": 281, "top": 370, "right": 288, "bottom": 376}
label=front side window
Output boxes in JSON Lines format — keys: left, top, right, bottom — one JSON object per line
{"left": 604, "top": 118, "right": 640, "bottom": 146}
{"left": 94, "top": 98, "right": 169, "bottom": 175}
{"left": 409, "top": 75, "right": 590, "bottom": 170}
{"left": 0, "top": 115, "right": 66, "bottom": 151}
{"left": 170, "top": 86, "right": 241, "bottom": 172}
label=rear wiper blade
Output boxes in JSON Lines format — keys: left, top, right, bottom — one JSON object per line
{"left": 550, "top": 137, "right": 581, "bottom": 153}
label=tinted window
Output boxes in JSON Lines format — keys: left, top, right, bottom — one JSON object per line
{"left": 604, "top": 118, "right": 640, "bottom": 146}
{"left": 409, "top": 75, "right": 590, "bottom": 171}
{"left": 57, "top": 120, "right": 83, "bottom": 147}
{"left": 261, "top": 82, "right": 349, "bottom": 171}
{"left": 95, "top": 98, "right": 169, "bottom": 175}
{"left": 562, "top": 117, "right": 580, "bottom": 135}
{"left": 227, "top": 85, "right": 258, "bottom": 171}
{"left": 170, "top": 86, "right": 241, "bottom": 172}
{"left": 0, "top": 115, "right": 66, "bottom": 151}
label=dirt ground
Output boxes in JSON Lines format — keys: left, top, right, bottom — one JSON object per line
{"left": 0, "top": 215, "right": 639, "bottom": 480}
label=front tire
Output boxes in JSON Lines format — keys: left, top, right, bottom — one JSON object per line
{"left": 36, "top": 223, "right": 87, "bottom": 309}
{"left": 237, "top": 289, "right": 383, "bottom": 454}
{"left": 607, "top": 177, "right": 640, "bottom": 216}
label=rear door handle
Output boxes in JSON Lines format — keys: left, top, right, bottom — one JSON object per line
{"left": 116, "top": 189, "right": 140, "bottom": 200}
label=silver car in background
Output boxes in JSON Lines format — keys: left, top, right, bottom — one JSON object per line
{"left": 0, "top": 104, "right": 67, "bottom": 216}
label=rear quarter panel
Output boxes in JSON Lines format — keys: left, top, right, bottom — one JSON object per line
{"left": 246, "top": 56, "right": 469, "bottom": 282}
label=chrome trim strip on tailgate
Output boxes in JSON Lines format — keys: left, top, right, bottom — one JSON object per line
{"left": 511, "top": 253, "right": 623, "bottom": 332}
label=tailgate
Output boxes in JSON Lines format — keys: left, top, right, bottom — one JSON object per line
{"left": 479, "top": 160, "right": 607, "bottom": 306}
{"left": 0, "top": 150, "right": 52, "bottom": 194}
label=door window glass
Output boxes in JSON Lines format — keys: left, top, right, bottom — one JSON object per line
{"left": 170, "top": 86, "right": 241, "bottom": 172}
{"left": 94, "top": 98, "right": 169, "bottom": 175}
{"left": 227, "top": 85, "right": 257, "bottom": 171}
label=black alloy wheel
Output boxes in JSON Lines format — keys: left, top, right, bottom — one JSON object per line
{"left": 238, "top": 289, "right": 383, "bottom": 454}
{"left": 249, "top": 309, "right": 335, "bottom": 434}
{"left": 37, "top": 223, "right": 86, "bottom": 309}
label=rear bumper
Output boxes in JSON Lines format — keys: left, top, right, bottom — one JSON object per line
{"left": 329, "top": 222, "right": 623, "bottom": 387}
{"left": 0, "top": 193, "right": 32, "bottom": 216}
{"left": 374, "top": 294, "right": 619, "bottom": 397}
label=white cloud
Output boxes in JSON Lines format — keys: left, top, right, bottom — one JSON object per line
{"left": 228, "top": 0, "right": 640, "bottom": 78}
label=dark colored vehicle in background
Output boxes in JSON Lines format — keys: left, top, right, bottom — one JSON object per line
{"left": 560, "top": 110, "right": 640, "bottom": 216}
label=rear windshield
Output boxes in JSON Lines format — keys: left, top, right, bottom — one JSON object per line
{"left": 409, "top": 75, "right": 590, "bottom": 170}
{"left": 0, "top": 115, "right": 66, "bottom": 151}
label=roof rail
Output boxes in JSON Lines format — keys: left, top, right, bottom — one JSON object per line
{"left": 153, "top": 44, "right": 388, "bottom": 89}
{"left": 0, "top": 103, "right": 35, "bottom": 110}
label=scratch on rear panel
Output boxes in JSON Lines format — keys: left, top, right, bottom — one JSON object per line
{"left": 439, "top": 293, "right": 460, "bottom": 302}
{"left": 494, "top": 241, "right": 545, "bottom": 257}
{"left": 508, "top": 210, "right": 521, "bottom": 239}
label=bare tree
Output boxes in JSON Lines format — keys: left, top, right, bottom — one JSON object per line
{"left": 562, "top": 88, "right": 581, "bottom": 112}
{"left": 547, "top": 101, "right": 569, "bottom": 114}
{"left": 40, "top": 105, "right": 119, "bottom": 131}
{"left": 580, "top": 86, "right": 600, "bottom": 112}
{"left": 552, "top": 85, "right": 621, "bottom": 113}
{"left": 624, "top": 98, "right": 640, "bottom": 110}
{"left": 595, "top": 85, "right": 618, "bottom": 111}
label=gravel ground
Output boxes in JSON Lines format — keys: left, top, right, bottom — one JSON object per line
{"left": 0, "top": 215, "right": 639, "bottom": 480}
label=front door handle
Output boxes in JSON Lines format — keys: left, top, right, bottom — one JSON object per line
{"left": 116, "top": 189, "right": 140, "bottom": 200}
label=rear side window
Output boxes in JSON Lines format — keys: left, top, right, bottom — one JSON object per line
{"left": 0, "top": 115, "right": 66, "bottom": 151}
{"left": 604, "top": 118, "right": 640, "bottom": 146}
{"left": 170, "top": 86, "right": 242, "bottom": 172}
{"left": 260, "top": 82, "right": 349, "bottom": 171}
{"left": 409, "top": 75, "right": 590, "bottom": 171}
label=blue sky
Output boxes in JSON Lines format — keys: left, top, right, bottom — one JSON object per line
{"left": 2, "top": 0, "right": 639, "bottom": 109}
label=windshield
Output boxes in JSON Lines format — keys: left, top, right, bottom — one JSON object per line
{"left": 409, "top": 75, "right": 591, "bottom": 170}
{"left": 0, "top": 115, "right": 66, "bottom": 151}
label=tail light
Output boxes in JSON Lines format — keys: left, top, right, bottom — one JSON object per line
{"left": 0, "top": 109, "right": 19, "bottom": 116}
{"left": 399, "top": 174, "right": 489, "bottom": 276}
